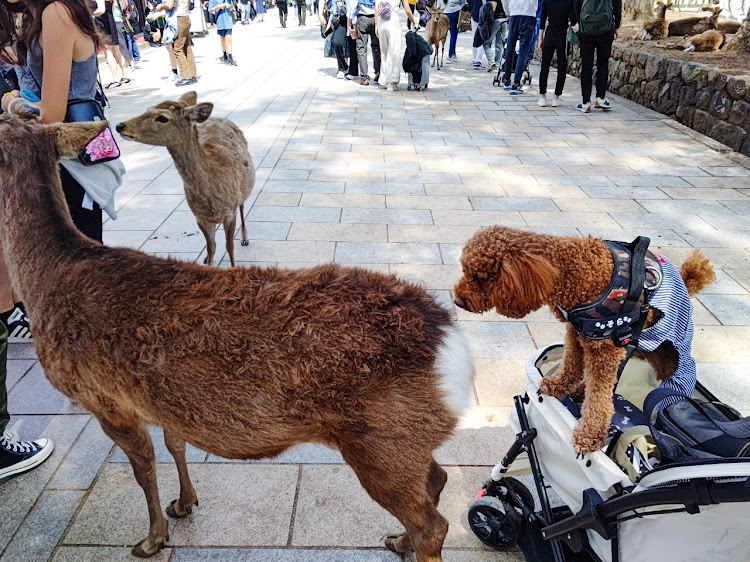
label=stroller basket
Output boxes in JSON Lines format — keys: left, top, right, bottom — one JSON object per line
{"left": 468, "top": 343, "right": 750, "bottom": 562}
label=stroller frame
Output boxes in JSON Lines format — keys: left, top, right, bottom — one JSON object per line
{"left": 492, "top": 16, "right": 540, "bottom": 87}
{"left": 469, "top": 344, "right": 750, "bottom": 562}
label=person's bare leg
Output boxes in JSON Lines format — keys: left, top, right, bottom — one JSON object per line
{"left": 166, "top": 44, "right": 178, "bottom": 72}
{"left": 104, "top": 47, "right": 121, "bottom": 83}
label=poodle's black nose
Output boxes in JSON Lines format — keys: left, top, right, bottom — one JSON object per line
{"left": 453, "top": 296, "right": 468, "bottom": 310}
{"left": 115, "top": 123, "right": 125, "bottom": 133}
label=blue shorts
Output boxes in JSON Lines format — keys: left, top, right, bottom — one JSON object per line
{"left": 217, "top": 28, "right": 233, "bottom": 36}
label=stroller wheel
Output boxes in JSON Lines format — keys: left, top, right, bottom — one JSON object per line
{"left": 501, "top": 477, "right": 535, "bottom": 512}
{"left": 468, "top": 496, "right": 520, "bottom": 550}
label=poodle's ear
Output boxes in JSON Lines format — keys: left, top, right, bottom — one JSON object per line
{"left": 493, "top": 251, "right": 558, "bottom": 318}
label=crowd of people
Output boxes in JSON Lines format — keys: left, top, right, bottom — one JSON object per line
{"left": 319, "top": 0, "right": 621, "bottom": 111}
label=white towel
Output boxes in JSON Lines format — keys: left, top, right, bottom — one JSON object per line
{"left": 60, "top": 157, "right": 125, "bottom": 220}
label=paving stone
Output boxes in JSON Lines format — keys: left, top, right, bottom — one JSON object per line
{"left": 522, "top": 212, "right": 620, "bottom": 229}
{"left": 300, "top": 194, "right": 385, "bottom": 208}
{"left": 470, "top": 197, "right": 559, "bottom": 212}
{"left": 1, "top": 491, "right": 84, "bottom": 562}
{"left": 473, "top": 359, "right": 528, "bottom": 406}
{"left": 390, "top": 264, "right": 463, "bottom": 290}
{"left": 65, "top": 463, "right": 298, "bottom": 547}
{"left": 435, "top": 406, "right": 516, "bottom": 466}
{"left": 172, "top": 548, "right": 400, "bottom": 561}
{"left": 0, "top": 415, "right": 88, "bottom": 552}
{"left": 5, "top": 359, "right": 35, "bottom": 392}
{"left": 48, "top": 419, "right": 113, "bottom": 490}
{"left": 456, "top": 322, "right": 536, "bottom": 360}
{"left": 234, "top": 241, "right": 336, "bottom": 263}
{"left": 335, "top": 243, "right": 442, "bottom": 265}
{"left": 581, "top": 185, "right": 670, "bottom": 200}
{"left": 263, "top": 181, "right": 346, "bottom": 194}
{"left": 431, "top": 210, "right": 526, "bottom": 227}
{"left": 104, "top": 195, "right": 184, "bottom": 231}
{"left": 51, "top": 546, "right": 173, "bottom": 562}
{"left": 341, "top": 209, "right": 433, "bottom": 225}
{"left": 207, "top": 443, "right": 344, "bottom": 464}
{"left": 8, "top": 363, "right": 85, "bottom": 415}
{"left": 247, "top": 206, "right": 341, "bottom": 224}
{"left": 287, "top": 223, "right": 388, "bottom": 242}
{"left": 386, "top": 195, "right": 473, "bottom": 210}
{"left": 697, "top": 294, "right": 750, "bottom": 326}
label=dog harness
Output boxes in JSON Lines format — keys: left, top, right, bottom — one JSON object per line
{"left": 559, "top": 238, "right": 697, "bottom": 412}
{"left": 557, "top": 238, "right": 663, "bottom": 346}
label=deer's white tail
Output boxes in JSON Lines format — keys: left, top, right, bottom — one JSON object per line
{"left": 434, "top": 325, "right": 474, "bottom": 418}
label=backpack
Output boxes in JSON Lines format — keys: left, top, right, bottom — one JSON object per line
{"left": 644, "top": 388, "right": 750, "bottom": 464}
{"left": 378, "top": 1, "right": 392, "bottom": 19}
{"left": 578, "top": 0, "right": 613, "bottom": 36}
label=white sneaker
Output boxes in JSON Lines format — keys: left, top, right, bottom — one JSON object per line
{"left": 576, "top": 102, "right": 591, "bottom": 113}
{"left": 487, "top": 62, "right": 497, "bottom": 72}
{"left": 551, "top": 95, "right": 560, "bottom": 107}
{"left": 447, "top": 55, "right": 458, "bottom": 64}
{"left": 595, "top": 97, "right": 612, "bottom": 110}
{"left": 537, "top": 95, "right": 547, "bottom": 107}
{"left": 337, "top": 71, "right": 345, "bottom": 79}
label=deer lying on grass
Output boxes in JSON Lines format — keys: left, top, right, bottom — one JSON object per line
{"left": 678, "top": 28, "right": 726, "bottom": 51}
{"left": 638, "top": 2, "right": 671, "bottom": 40}
{"left": 0, "top": 113, "right": 475, "bottom": 562}
{"left": 426, "top": 7, "right": 449, "bottom": 70}
{"left": 117, "top": 92, "right": 254, "bottom": 267}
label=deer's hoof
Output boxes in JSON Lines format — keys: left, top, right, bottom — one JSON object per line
{"left": 384, "top": 533, "right": 411, "bottom": 554}
{"left": 166, "top": 499, "right": 195, "bottom": 519}
{"left": 131, "top": 536, "right": 168, "bottom": 558}
{"left": 241, "top": 239, "right": 249, "bottom": 247}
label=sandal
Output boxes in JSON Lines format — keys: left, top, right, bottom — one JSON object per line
{"left": 105, "top": 81, "right": 121, "bottom": 89}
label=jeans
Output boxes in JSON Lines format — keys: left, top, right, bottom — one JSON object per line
{"left": 503, "top": 15, "right": 535, "bottom": 84}
{"left": 483, "top": 19, "right": 507, "bottom": 66}
{"left": 355, "top": 14, "right": 381, "bottom": 78}
{"left": 125, "top": 32, "right": 141, "bottom": 62}
{"left": 277, "top": 1, "right": 288, "bottom": 25}
{"left": 297, "top": 0, "right": 306, "bottom": 24}
{"left": 579, "top": 32, "right": 613, "bottom": 103}
{"left": 446, "top": 11, "right": 459, "bottom": 57}
{"left": 240, "top": 2, "right": 251, "bottom": 21}
{"left": 538, "top": 43, "right": 566, "bottom": 96}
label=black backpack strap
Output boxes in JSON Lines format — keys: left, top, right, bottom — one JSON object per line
{"left": 613, "top": 236, "right": 650, "bottom": 353}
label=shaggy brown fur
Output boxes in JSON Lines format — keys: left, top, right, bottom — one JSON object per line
{"left": 453, "top": 226, "right": 715, "bottom": 456}
{"left": 638, "top": 2, "right": 671, "bottom": 40}
{"left": 116, "top": 92, "right": 255, "bottom": 267}
{"left": 668, "top": 11, "right": 719, "bottom": 37}
{"left": 426, "top": 7, "right": 449, "bottom": 70}
{"left": 717, "top": 19, "right": 741, "bottom": 35}
{"left": 0, "top": 114, "right": 475, "bottom": 562}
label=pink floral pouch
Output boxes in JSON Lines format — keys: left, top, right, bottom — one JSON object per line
{"left": 65, "top": 99, "right": 121, "bottom": 166}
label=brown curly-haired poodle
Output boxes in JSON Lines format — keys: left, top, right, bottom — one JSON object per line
{"left": 454, "top": 226, "right": 715, "bottom": 455}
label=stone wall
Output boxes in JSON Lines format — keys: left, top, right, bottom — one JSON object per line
{"left": 563, "top": 43, "right": 750, "bottom": 156}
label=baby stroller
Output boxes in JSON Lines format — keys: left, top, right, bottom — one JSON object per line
{"left": 468, "top": 343, "right": 750, "bottom": 561}
{"left": 492, "top": 15, "right": 541, "bottom": 87}
{"left": 404, "top": 30, "right": 432, "bottom": 91}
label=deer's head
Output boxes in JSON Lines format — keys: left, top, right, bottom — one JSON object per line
{"left": 115, "top": 92, "right": 213, "bottom": 147}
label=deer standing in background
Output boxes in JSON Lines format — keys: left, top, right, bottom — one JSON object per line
{"left": 117, "top": 92, "right": 254, "bottom": 267}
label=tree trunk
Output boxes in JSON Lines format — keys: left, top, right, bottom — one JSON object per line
{"left": 623, "top": 0, "right": 653, "bottom": 22}
{"left": 723, "top": 7, "right": 750, "bottom": 53}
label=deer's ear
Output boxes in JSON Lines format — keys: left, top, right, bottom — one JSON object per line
{"left": 179, "top": 91, "right": 198, "bottom": 106}
{"left": 54, "top": 121, "right": 109, "bottom": 158}
{"left": 184, "top": 102, "right": 213, "bottom": 123}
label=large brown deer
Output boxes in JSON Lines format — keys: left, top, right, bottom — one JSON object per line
{"left": 426, "top": 7, "right": 450, "bottom": 70}
{"left": 0, "top": 113, "right": 475, "bottom": 562}
{"left": 668, "top": 8, "right": 720, "bottom": 37}
{"left": 117, "top": 92, "right": 254, "bottom": 267}
{"left": 638, "top": 2, "right": 671, "bottom": 40}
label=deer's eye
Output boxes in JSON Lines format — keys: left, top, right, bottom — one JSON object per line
{"left": 155, "top": 116, "right": 169, "bottom": 124}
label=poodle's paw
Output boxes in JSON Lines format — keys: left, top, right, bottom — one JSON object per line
{"left": 571, "top": 425, "right": 607, "bottom": 456}
{"left": 539, "top": 376, "right": 573, "bottom": 400}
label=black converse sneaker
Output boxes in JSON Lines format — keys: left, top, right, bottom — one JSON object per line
{"left": 1, "top": 304, "right": 33, "bottom": 343}
{"left": 0, "top": 430, "right": 54, "bottom": 479}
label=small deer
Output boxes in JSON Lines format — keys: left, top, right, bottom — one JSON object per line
{"left": 680, "top": 28, "right": 726, "bottom": 51}
{"left": 0, "top": 113, "right": 475, "bottom": 562}
{"left": 116, "top": 92, "right": 254, "bottom": 267}
{"left": 668, "top": 9, "right": 719, "bottom": 37}
{"left": 638, "top": 2, "right": 671, "bottom": 40}
{"left": 426, "top": 7, "right": 449, "bottom": 70}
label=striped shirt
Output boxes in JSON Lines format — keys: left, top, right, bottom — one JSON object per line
{"left": 638, "top": 254, "right": 696, "bottom": 411}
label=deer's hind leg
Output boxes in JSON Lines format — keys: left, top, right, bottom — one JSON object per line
{"left": 239, "top": 204, "right": 249, "bottom": 247}
{"left": 98, "top": 415, "right": 168, "bottom": 558}
{"left": 197, "top": 217, "right": 218, "bottom": 266}
{"left": 222, "top": 213, "right": 238, "bottom": 267}
{"left": 163, "top": 431, "right": 199, "bottom": 519}
{"left": 341, "top": 443, "right": 448, "bottom": 562}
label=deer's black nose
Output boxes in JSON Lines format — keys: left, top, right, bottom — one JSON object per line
{"left": 115, "top": 123, "right": 125, "bottom": 133}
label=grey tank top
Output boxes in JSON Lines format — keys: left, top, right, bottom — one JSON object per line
{"left": 19, "top": 41, "right": 98, "bottom": 102}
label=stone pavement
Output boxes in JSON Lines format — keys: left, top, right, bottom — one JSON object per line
{"left": 4, "top": 12, "right": 750, "bottom": 562}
